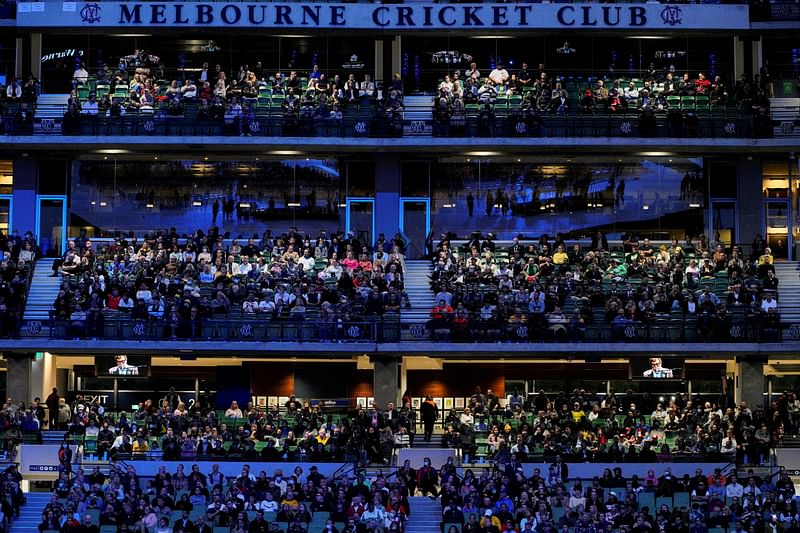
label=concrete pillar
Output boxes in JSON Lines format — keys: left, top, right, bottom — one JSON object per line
{"left": 14, "top": 38, "right": 23, "bottom": 80}
{"left": 30, "top": 352, "right": 57, "bottom": 405}
{"left": 374, "top": 40, "right": 384, "bottom": 84}
{"left": 391, "top": 36, "right": 402, "bottom": 82}
{"left": 6, "top": 354, "right": 32, "bottom": 406}
{"left": 372, "top": 357, "right": 399, "bottom": 410}
{"left": 736, "top": 357, "right": 765, "bottom": 410}
{"left": 12, "top": 159, "right": 38, "bottom": 237}
{"left": 29, "top": 33, "right": 42, "bottom": 81}
{"left": 374, "top": 154, "right": 401, "bottom": 244}
{"left": 736, "top": 157, "right": 762, "bottom": 256}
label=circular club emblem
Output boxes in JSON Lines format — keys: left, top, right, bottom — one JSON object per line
{"left": 620, "top": 122, "right": 632, "bottom": 134}
{"left": 515, "top": 122, "right": 528, "bottom": 134}
{"left": 724, "top": 122, "right": 736, "bottom": 135}
{"left": 660, "top": 5, "right": 682, "bottom": 26}
{"left": 410, "top": 324, "right": 426, "bottom": 338}
{"left": 354, "top": 121, "right": 367, "bottom": 134}
{"left": 132, "top": 322, "right": 146, "bottom": 336}
{"left": 142, "top": 120, "right": 155, "bottom": 133}
{"left": 248, "top": 121, "right": 260, "bottom": 133}
{"left": 516, "top": 326, "right": 528, "bottom": 338}
{"left": 780, "top": 121, "right": 795, "bottom": 135}
{"left": 729, "top": 325, "right": 743, "bottom": 338}
{"left": 790, "top": 325, "right": 800, "bottom": 339}
{"left": 80, "top": 2, "right": 101, "bottom": 23}
{"left": 25, "top": 321, "right": 42, "bottom": 335}
{"left": 410, "top": 121, "right": 425, "bottom": 133}
{"left": 239, "top": 324, "right": 253, "bottom": 338}
{"left": 40, "top": 119, "right": 55, "bottom": 132}
{"left": 347, "top": 326, "right": 362, "bottom": 338}
{"left": 624, "top": 326, "right": 637, "bottom": 338}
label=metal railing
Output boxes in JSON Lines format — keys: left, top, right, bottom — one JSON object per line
{"left": 16, "top": 310, "right": 793, "bottom": 343}
{"left": 1, "top": 106, "right": 777, "bottom": 139}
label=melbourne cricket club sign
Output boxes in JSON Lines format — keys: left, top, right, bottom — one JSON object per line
{"left": 16, "top": 2, "right": 751, "bottom": 30}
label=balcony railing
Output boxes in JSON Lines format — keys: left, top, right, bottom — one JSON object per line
{"left": 17, "top": 310, "right": 794, "bottom": 344}
{"left": 3, "top": 105, "right": 786, "bottom": 140}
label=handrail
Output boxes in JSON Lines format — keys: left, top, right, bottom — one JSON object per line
{"left": 17, "top": 310, "right": 796, "bottom": 343}
{"left": 1, "top": 103, "right": 775, "bottom": 140}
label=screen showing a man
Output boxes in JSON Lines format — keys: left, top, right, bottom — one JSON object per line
{"left": 109, "top": 355, "right": 139, "bottom": 376}
{"left": 642, "top": 357, "right": 673, "bottom": 378}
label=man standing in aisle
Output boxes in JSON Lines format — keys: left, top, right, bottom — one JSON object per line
{"left": 420, "top": 396, "right": 438, "bottom": 442}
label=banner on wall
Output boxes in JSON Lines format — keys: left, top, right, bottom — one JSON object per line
{"left": 16, "top": 2, "right": 750, "bottom": 30}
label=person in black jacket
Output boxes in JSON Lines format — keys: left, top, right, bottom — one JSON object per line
{"left": 420, "top": 397, "right": 438, "bottom": 442}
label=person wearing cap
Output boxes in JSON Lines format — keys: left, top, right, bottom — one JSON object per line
{"left": 481, "top": 509, "right": 501, "bottom": 531}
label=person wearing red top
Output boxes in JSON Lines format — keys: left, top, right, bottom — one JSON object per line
{"left": 106, "top": 289, "right": 122, "bottom": 310}
{"left": 695, "top": 73, "right": 711, "bottom": 95}
{"left": 430, "top": 300, "right": 453, "bottom": 320}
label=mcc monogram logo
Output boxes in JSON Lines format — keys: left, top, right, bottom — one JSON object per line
{"left": 660, "top": 5, "right": 682, "bottom": 26}
{"left": 80, "top": 3, "right": 101, "bottom": 23}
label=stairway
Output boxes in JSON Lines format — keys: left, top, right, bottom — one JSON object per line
{"left": 402, "top": 260, "right": 435, "bottom": 325}
{"left": 33, "top": 94, "right": 69, "bottom": 135}
{"left": 405, "top": 496, "right": 442, "bottom": 533}
{"left": 772, "top": 261, "right": 800, "bottom": 323}
{"left": 11, "top": 491, "right": 52, "bottom": 533}
{"left": 402, "top": 95, "right": 433, "bottom": 137}
{"left": 22, "top": 259, "right": 60, "bottom": 324}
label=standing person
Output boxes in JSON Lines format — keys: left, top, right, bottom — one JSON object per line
{"left": 466, "top": 193, "right": 474, "bottom": 217}
{"left": 58, "top": 441, "right": 73, "bottom": 477}
{"left": 45, "top": 387, "right": 59, "bottom": 429}
{"left": 212, "top": 199, "right": 220, "bottom": 225}
{"left": 420, "top": 396, "right": 438, "bottom": 442}
{"left": 417, "top": 457, "right": 438, "bottom": 499}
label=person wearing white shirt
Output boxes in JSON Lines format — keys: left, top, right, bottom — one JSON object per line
{"left": 81, "top": 95, "right": 99, "bottom": 115}
{"left": 260, "top": 493, "right": 278, "bottom": 512}
{"left": 761, "top": 294, "right": 778, "bottom": 312}
{"left": 73, "top": 65, "right": 89, "bottom": 85}
{"left": 299, "top": 251, "right": 315, "bottom": 272}
{"left": 360, "top": 75, "right": 375, "bottom": 97}
{"left": 488, "top": 64, "right": 509, "bottom": 87}
{"left": 6, "top": 81, "right": 21, "bottom": 100}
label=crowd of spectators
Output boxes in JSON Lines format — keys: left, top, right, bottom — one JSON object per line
{"left": 435, "top": 461, "right": 798, "bottom": 533}
{"left": 431, "top": 60, "right": 773, "bottom": 137}
{"left": 435, "top": 386, "right": 792, "bottom": 467}
{"left": 0, "top": 230, "right": 35, "bottom": 339}
{"left": 39, "top": 461, "right": 411, "bottom": 533}
{"left": 50, "top": 227, "right": 411, "bottom": 340}
{"left": 63, "top": 52, "right": 404, "bottom": 129}
{"left": 426, "top": 231, "right": 781, "bottom": 342}
{"left": 44, "top": 390, "right": 418, "bottom": 467}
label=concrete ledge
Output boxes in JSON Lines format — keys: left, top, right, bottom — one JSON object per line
{"left": 1, "top": 135, "right": 799, "bottom": 153}
{"left": 0, "top": 338, "right": 796, "bottom": 356}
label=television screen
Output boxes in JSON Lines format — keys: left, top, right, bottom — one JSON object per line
{"left": 95, "top": 355, "right": 151, "bottom": 378}
{"left": 631, "top": 357, "right": 683, "bottom": 380}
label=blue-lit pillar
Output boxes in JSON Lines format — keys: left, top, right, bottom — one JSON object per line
{"left": 12, "top": 159, "right": 38, "bottom": 237}
{"left": 374, "top": 154, "right": 401, "bottom": 247}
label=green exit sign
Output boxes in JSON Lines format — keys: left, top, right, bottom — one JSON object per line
{"left": 35, "top": 352, "right": 43, "bottom": 361}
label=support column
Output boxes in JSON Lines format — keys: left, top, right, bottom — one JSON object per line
{"left": 736, "top": 356, "right": 765, "bottom": 410}
{"left": 372, "top": 356, "right": 399, "bottom": 410}
{"left": 12, "top": 159, "right": 38, "bottom": 238}
{"left": 736, "top": 157, "right": 762, "bottom": 255}
{"left": 30, "top": 352, "right": 57, "bottom": 405}
{"left": 6, "top": 354, "right": 32, "bottom": 405}
{"left": 375, "top": 154, "right": 401, "bottom": 243}
{"left": 374, "top": 40, "right": 384, "bottom": 84}
{"left": 14, "top": 38, "right": 23, "bottom": 80}
{"left": 28, "top": 33, "right": 42, "bottom": 81}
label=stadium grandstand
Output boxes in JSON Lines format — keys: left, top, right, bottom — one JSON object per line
{"left": 0, "top": 0, "right": 800, "bottom": 531}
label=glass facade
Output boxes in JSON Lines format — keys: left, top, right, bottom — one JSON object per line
{"left": 427, "top": 156, "right": 705, "bottom": 240}
{"left": 71, "top": 158, "right": 342, "bottom": 236}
